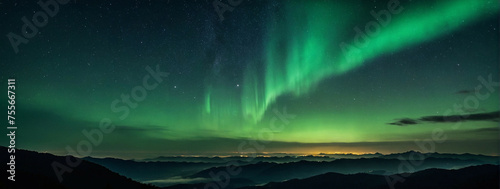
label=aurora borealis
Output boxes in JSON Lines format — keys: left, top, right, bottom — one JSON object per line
{"left": 240, "top": 0, "right": 499, "bottom": 123}
{"left": 1, "top": 0, "right": 499, "bottom": 158}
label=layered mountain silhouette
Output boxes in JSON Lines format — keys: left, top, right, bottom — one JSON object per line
{"left": 0, "top": 146, "right": 157, "bottom": 189}
{"left": 2, "top": 146, "right": 498, "bottom": 189}
{"left": 379, "top": 151, "right": 499, "bottom": 164}
{"left": 186, "top": 157, "right": 487, "bottom": 185}
{"left": 141, "top": 151, "right": 498, "bottom": 164}
{"left": 83, "top": 156, "right": 226, "bottom": 181}
{"left": 141, "top": 155, "right": 339, "bottom": 163}
{"left": 239, "top": 164, "right": 499, "bottom": 189}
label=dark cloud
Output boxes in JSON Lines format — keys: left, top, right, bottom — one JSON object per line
{"left": 388, "top": 111, "right": 500, "bottom": 126}
{"left": 470, "top": 127, "right": 499, "bottom": 133}
{"left": 420, "top": 111, "right": 500, "bottom": 123}
{"left": 455, "top": 89, "right": 475, "bottom": 95}
{"left": 389, "top": 118, "right": 419, "bottom": 126}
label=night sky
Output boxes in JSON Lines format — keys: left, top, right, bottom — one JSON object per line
{"left": 1, "top": 0, "right": 499, "bottom": 158}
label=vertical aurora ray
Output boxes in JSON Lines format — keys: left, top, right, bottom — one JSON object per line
{"left": 241, "top": 0, "right": 500, "bottom": 123}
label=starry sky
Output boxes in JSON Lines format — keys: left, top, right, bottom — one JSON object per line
{"left": 1, "top": 0, "right": 499, "bottom": 158}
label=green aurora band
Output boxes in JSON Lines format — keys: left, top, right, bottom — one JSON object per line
{"left": 236, "top": 0, "right": 500, "bottom": 123}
